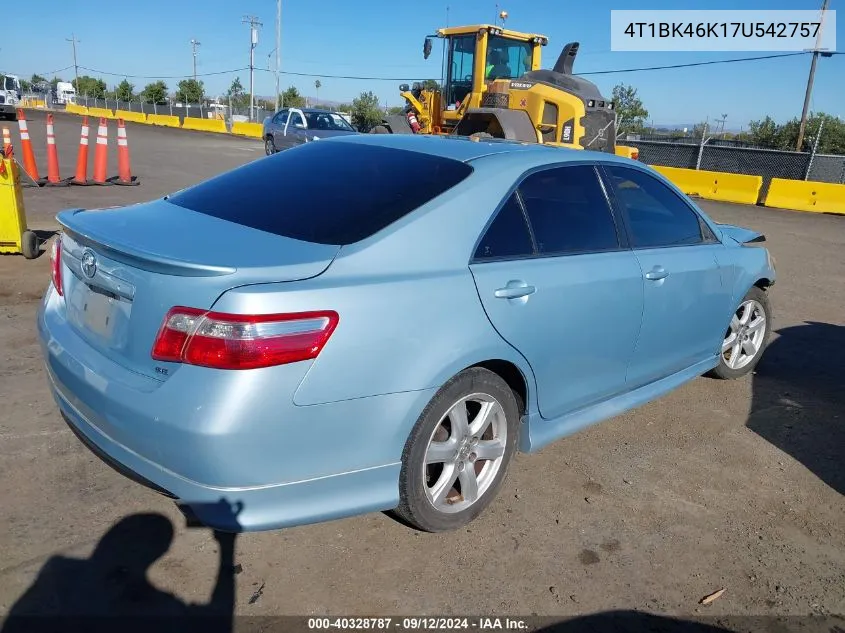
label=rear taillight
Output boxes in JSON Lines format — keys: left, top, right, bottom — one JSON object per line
{"left": 151, "top": 307, "right": 339, "bottom": 370}
{"left": 50, "top": 235, "right": 63, "bottom": 296}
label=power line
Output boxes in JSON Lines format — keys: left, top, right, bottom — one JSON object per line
{"left": 70, "top": 49, "right": 841, "bottom": 84}
{"left": 77, "top": 66, "right": 248, "bottom": 79}
{"left": 30, "top": 65, "right": 74, "bottom": 78}
{"left": 577, "top": 51, "right": 811, "bottom": 76}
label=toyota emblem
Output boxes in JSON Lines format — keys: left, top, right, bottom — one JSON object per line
{"left": 80, "top": 249, "right": 98, "bottom": 279}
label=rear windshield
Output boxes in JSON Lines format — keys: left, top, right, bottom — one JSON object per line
{"left": 166, "top": 142, "right": 473, "bottom": 245}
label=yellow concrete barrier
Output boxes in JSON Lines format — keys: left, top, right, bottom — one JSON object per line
{"left": 764, "top": 178, "right": 845, "bottom": 215}
{"left": 181, "top": 117, "right": 228, "bottom": 133}
{"left": 114, "top": 110, "right": 147, "bottom": 124}
{"left": 146, "top": 114, "right": 181, "bottom": 128}
{"left": 231, "top": 121, "right": 264, "bottom": 138}
{"left": 87, "top": 106, "right": 115, "bottom": 119}
{"left": 652, "top": 165, "right": 763, "bottom": 205}
{"left": 65, "top": 103, "right": 89, "bottom": 115}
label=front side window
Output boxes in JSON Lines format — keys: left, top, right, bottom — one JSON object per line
{"left": 289, "top": 112, "right": 305, "bottom": 128}
{"left": 485, "top": 36, "right": 533, "bottom": 81}
{"left": 272, "top": 110, "right": 289, "bottom": 125}
{"left": 517, "top": 165, "right": 620, "bottom": 256}
{"left": 604, "top": 166, "right": 704, "bottom": 248}
{"left": 304, "top": 112, "right": 354, "bottom": 131}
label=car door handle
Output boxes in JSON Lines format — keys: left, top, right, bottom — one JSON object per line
{"left": 645, "top": 266, "right": 669, "bottom": 281}
{"left": 494, "top": 281, "right": 536, "bottom": 299}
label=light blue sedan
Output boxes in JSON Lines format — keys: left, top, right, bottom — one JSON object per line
{"left": 37, "top": 134, "right": 775, "bottom": 533}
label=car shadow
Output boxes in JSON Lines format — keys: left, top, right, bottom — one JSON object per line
{"left": 531, "top": 610, "right": 845, "bottom": 632}
{"left": 1, "top": 500, "right": 241, "bottom": 633}
{"left": 747, "top": 321, "right": 845, "bottom": 496}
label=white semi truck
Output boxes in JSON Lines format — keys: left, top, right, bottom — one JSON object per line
{"left": 55, "top": 81, "right": 77, "bottom": 105}
{"left": 0, "top": 73, "right": 21, "bottom": 120}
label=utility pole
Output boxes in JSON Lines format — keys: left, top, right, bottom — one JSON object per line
{"left": 190, "top": 39, "right": 201, "bottom": 81}
{"left": 275, "top": 0, "right": 281, "bottom": 112}
{"left": 242, "top": 15, "right": 263, "bottom": 122}
{"left": 796, "top": 0, "right": 830, "bottom": 151}
{"left": 66, "top": 34, "right": 80, "bottom": 91}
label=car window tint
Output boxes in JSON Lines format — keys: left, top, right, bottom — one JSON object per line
{"left": 290, "top": 112, "right": 304, "bottom": 127}
{"left": 517, "top": 165, "right": 619, "bottom": 255}
{"left": 474, "top": 193, "right": 534, "bottom": 260}
{"left": 273, "top": 111, "right": 288, "bottom": 125}
{"left": 605, "top": 166, "right": 704, "bottom": 248}
{"left": 167, "top": 142, "right": 473, "bottom": 245}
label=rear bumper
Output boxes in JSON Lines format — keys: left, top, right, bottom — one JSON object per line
{"left": 37, "top": 286, "right": 434, "bottom": 532}
{"left": 0, "top": 104, "right": 16, "bottom": 116}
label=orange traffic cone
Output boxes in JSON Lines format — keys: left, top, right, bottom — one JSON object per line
{"left": 109, "top": 118, "right": 139, "bottom": 186}
{"left": 43, "top": 113, "right": 69, "bottom": 186}
{"left": 91, "top": 117, "right": 110, "bottom": 185}
{"left": 71, "top": 116, "right": 91, "bottom": 185}
{"left": 16, "top": 109, "right": 41, "bottom": 183}
{"left": 1, "top": 127, "right": 10, "bottom": 147}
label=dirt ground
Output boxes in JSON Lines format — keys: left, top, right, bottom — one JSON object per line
{"left": 0, "top": 112, "right": 843, "bottom": 629}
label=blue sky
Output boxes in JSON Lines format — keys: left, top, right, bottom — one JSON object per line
{"left": 3, "top": 0, "right": 842, "bottom": 128}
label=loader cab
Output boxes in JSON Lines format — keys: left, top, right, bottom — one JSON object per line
{"left": 427, "top": 25, "right": 546, "bottom": 129}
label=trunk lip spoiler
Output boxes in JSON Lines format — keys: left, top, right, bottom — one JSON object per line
{"left": 57, "top": 209, "right": 237, "bottom": 277}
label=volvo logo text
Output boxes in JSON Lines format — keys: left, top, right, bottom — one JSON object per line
{"left": 80, "top": 249, "right": 98, "bottom": 279}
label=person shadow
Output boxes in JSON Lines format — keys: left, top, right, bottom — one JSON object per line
{"left": 746, "top": 321, "right": 845, "bottom": 496}
{"left": 1, "top": 500, "right": 241, "bottom": 633}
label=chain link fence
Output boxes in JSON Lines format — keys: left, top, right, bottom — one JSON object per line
{"left": 625, "top": 124, "right": 845, "bottom": 199}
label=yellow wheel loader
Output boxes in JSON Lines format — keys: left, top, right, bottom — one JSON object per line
{"left": 373, "top": 24, "right": 638, "bottom": 159}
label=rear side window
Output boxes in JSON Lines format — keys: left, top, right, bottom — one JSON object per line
{"left": 474, "top": 193, "right": 534, "bottom": 260}
{"left": 518, "top": 165, "right": 619, "bottom": 255}
{"left": 604, "top": 165, "right": 704, "bottom": 248}
{"left": 167, "top": 142, "right": 473, "bottom": 245}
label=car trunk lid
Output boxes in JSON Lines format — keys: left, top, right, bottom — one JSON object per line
{"left": 56, "top": 200, "right": 339, "bottom": 380}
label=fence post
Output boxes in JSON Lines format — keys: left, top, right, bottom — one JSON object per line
{"left": 696, "top": 122, "right": 708, "bottom": 170}
{"left": 804, "top": 118, "right": 824, "bottom": 181}
{"left": 154, "top": 101, "right": 158, "bottom": 115}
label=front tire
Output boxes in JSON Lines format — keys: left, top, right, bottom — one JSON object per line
{"left": 394, "top": 367, "right": 519, "bottom": 532}
{"left": 21, "top": 231, "right": 38, "bottom": 259}
{"left": 709, "top": 286, "right": 771, "bottom": 380}
{"left": 264, "top": 135, "right": 276, "bottom": 155}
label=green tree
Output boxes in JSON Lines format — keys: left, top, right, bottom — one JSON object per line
{"left": 115, "top": 79, "right": 134, "bottom": 102}
{"left": 72, "top": 75, "right": 107, "bottom": 98}
{"left": 387, "top": 105, "right": 405, "bottom": 115}
{"left": 421, "top": 79, "right": 439, "bottom": 92}
{"left": 351, "top": 90, "right": 383, "bottom": 132}
{"left": 281, "top": 86, "right": 305, "bottom": 108}
{"left": 141, "top": 80, "right": 168, "bottom": 104}
{"left": 175, "top": 78, "right": 204, "bottom": 103}
{"left": 612, "top": 83, "right": 649, "bottom": 134}
{"left": 748, "top": 116, "right": 780, "bottom": 148}
{"left": 227, "top": 77, "right": 247, "bottom": 107}
{"left": 30, "top": 73, "right": 47, "bottom": 87}
{"left": 49, "top": 76, "right": 63, "bottom": 91}
{"left": 19, "top": 79, "right": 32, "bottom": 92}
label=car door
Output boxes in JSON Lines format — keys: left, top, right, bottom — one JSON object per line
{"left": 470, "top": 164, "right": 645, "bottom": 420}
{"left": 269, "top": 109, "right": 289, "bottom": 148}
{"left": 278, "top": 108, "right": 308, "bottom": 149}
{"left": 601, "top": 164, "right": 733, "bottom": 388}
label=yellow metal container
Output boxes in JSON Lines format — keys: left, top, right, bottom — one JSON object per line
{"left": 0, "top": 150, "right": 38, "bottom": 258}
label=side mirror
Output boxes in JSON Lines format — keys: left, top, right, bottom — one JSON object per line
{"left": 423, "top": 37, "right": 433, "bottom": 59}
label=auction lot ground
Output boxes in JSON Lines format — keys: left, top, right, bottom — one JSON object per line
{"left": 1, "top": 111, "right": 843, "bottom": 623}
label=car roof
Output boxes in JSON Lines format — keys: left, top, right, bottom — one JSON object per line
{"left": 324, "top": 133, "right": 639, "bottom": 168}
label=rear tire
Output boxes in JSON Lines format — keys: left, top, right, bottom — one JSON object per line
{"left": 21, "top": 231, "right": 38, "bottom": 259}
{"left": 394, "top": 367, "right": 519, "bottom": 532}
{"left": 709, "top": 286, "right": 771, "bottom": 380}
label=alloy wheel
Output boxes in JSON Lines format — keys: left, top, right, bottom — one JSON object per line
{"left": 422, "top": 393, "right": 508, "bottom": 513}
{"left": 722, "top": 299, "right": 767, "bottom": 370}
